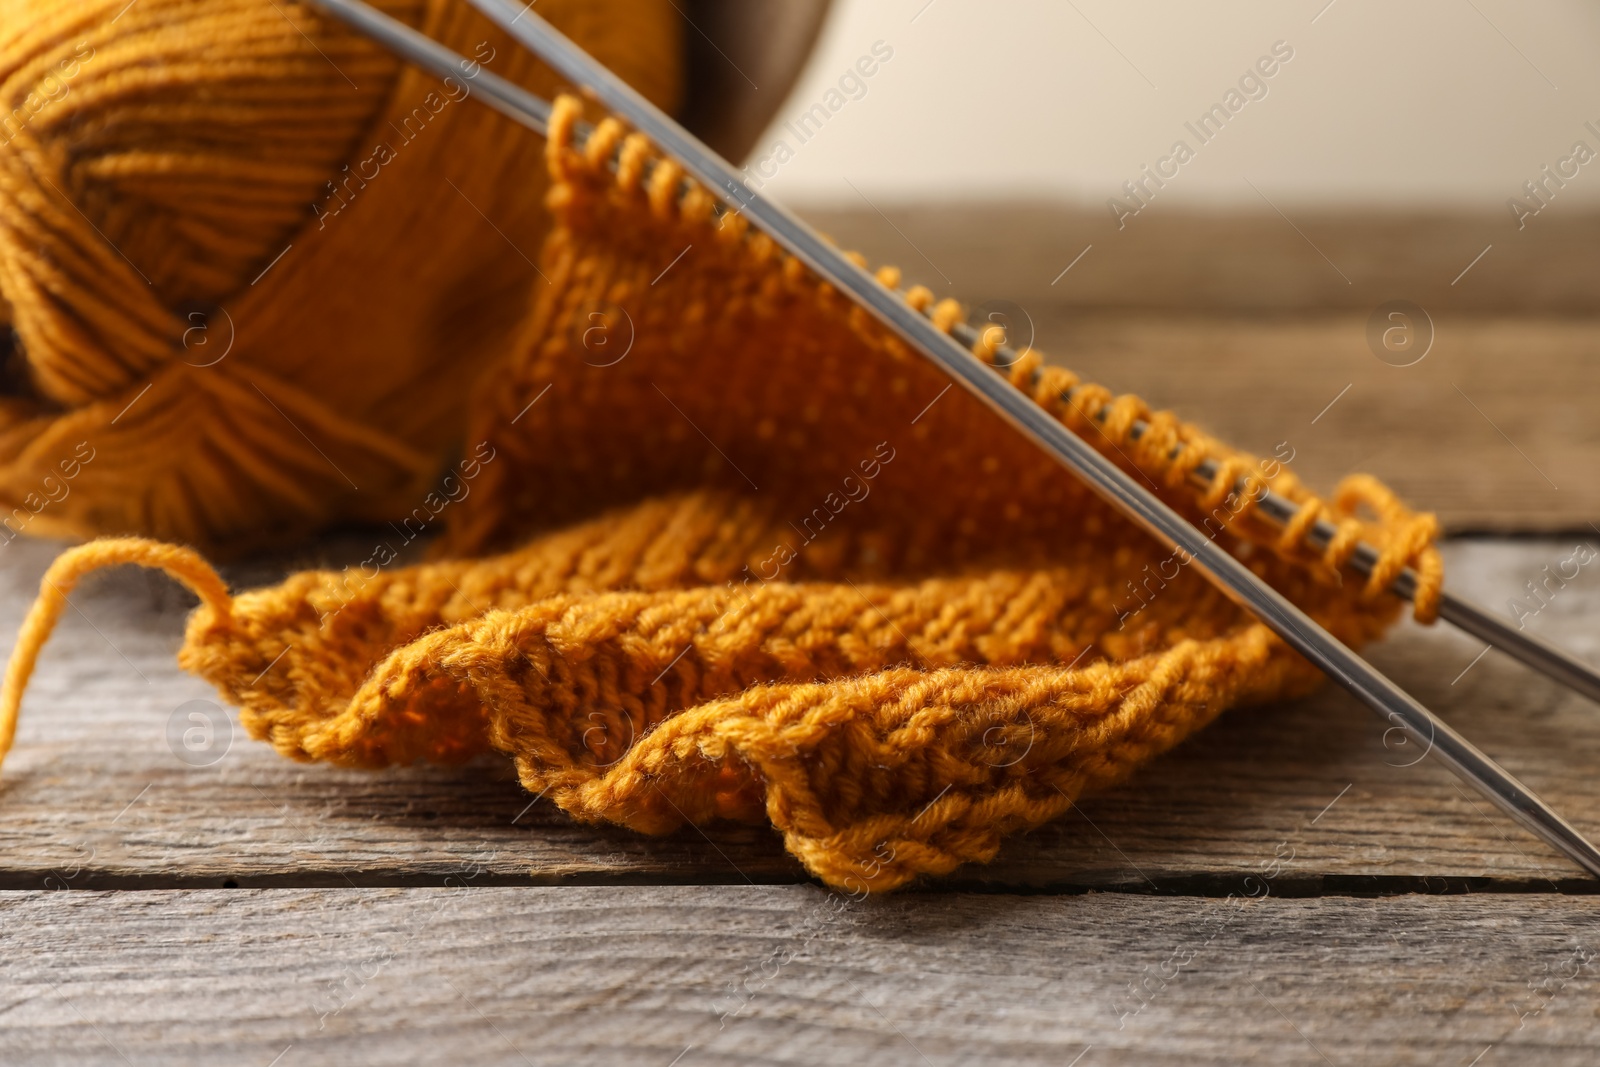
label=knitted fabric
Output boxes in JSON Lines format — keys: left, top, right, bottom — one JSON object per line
{"left": 0, "top": 96, "right": 1444, "bottom": 892}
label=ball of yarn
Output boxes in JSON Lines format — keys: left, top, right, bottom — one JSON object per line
{"left": 0, "top": 0, "right": 681, "bottom": 551}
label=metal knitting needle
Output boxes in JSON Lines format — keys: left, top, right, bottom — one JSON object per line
{"left": 312, "top": 0, "right": 1600, "bottom": 879}
{"left": 945, "top": 319, "right": 1600, "bottom": 708}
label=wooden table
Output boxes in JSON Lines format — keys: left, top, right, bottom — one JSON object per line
{"left": 3, "top": 308, "right": 1598, "bottom": 1064}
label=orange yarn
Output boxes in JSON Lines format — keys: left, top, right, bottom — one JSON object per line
{"left": 0, "top": 95, "right": 1445, "bottom": 891}
{"left": 0, "top": 0, "right": 680, "bottom": 550}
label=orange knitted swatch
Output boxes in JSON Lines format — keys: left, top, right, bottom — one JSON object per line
{"left": 0, "top": 96, "right": 1443, "bottom": 892}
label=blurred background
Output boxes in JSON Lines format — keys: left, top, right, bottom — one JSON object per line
{"left": 716, "top": 0, "right": 1600, "bottom": 533}
{"left": 762, "top": 0, "right": 1600, "bottom": 207}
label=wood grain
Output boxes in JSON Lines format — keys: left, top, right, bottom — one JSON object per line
{"left": 798, "top": 204, "right": 1600, "bottom": 315}
{"left": 2, "top": 532, "right": 1597, "bottom": 891}
{"left": 2, "top": 886, "right": 1598, "bottom": 1066}
{"left": 1034, "top": 312, "right": 1599, "bottom": 533}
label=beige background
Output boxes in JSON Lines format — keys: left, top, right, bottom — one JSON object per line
{"left": 753, "top": 0, "right": 1600, "bottom": 210}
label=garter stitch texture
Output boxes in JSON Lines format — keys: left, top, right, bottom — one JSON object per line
{"left": 0, "top": 96, "right": 1445, "bottom": 892}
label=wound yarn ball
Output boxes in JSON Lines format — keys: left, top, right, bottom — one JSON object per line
{"left": 0, "top": 0, "right": 682, "bottom": 552}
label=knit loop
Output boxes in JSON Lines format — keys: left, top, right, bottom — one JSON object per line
{"left": 1331, "top": 475, "right": 1444, "bottom": 623}
{"left": 612, "top": 129, "right": 653, "bottom": 193}
{"left": 928, "top": 298, "right": 965, "bottom": 338}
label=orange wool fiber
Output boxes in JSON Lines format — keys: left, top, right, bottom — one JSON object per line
{"left": 0, "top": 0, "right": 680, "bottom": 551}
{"left": 0, "top": 96, "right": 1444, "bottom": 892}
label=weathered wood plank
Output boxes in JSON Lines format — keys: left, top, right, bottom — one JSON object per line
{"left": 799, "top": 205, "right": 1600, "bottom": 316}
{"left": 2, "top": 886, "right": 1598, "bottom": 1066}
{"left": 1032, "top": 311, "right": 1600, "bottom": 533}
{"left": 2, "top": 533, "right": 1597, "bottom": 889}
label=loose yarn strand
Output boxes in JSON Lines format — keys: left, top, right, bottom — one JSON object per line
{"left": 0, "top": 538, "right": 233, "bottom": 772}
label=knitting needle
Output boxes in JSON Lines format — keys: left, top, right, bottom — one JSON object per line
{"left": 310, "top": 0, "right": 556, "bottom": 132}
{"left": 945, "top": 319, "right": 1600, "bottom": 708}
{"left": 311, "top": 0, "right": 1600, "bottom": 879}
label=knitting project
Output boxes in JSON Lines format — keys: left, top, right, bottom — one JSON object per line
{"left": 0, "top": 96, "right": 1444, "bottom": 892}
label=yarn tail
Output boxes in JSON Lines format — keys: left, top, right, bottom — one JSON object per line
{"left": 0, "top": 538, "right": 233, "bottom": 774}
